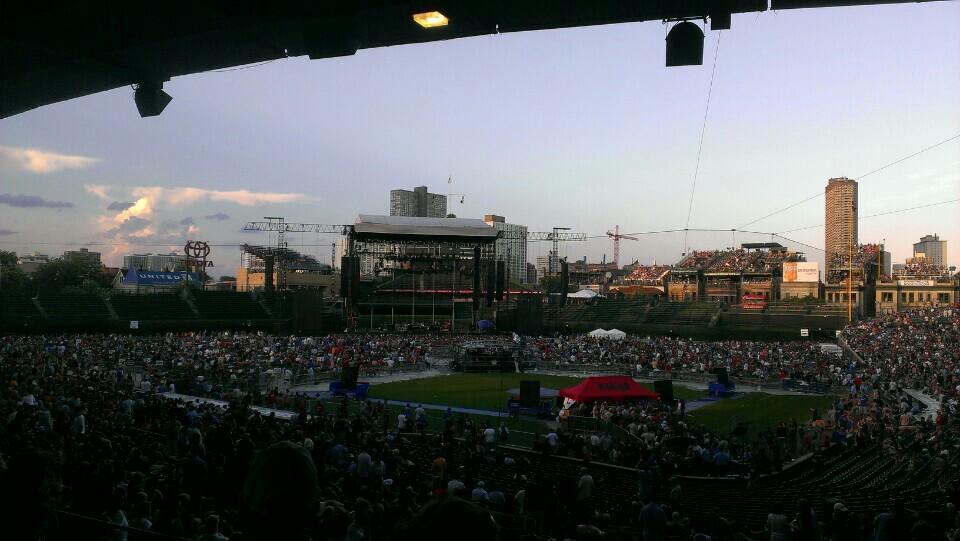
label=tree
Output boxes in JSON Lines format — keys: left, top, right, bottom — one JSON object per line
{"left": 0, "top": 266, "right": 31, "bottom": 295}
{"left": 31, "top": 258, "right": 105, "bottom": 294}
{"left": 0, "top": 251, "right": 32, "bottom": 295}
{"left": 0, "top": 250, "right": 16, "bottom": 268}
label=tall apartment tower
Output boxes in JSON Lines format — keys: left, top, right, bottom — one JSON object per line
{"left": 913, "top": 234, "right": 948, "bottom": 268}
{"left": 824, "top": 177, "right": 858, "bottom": 274}
{"left": 389, "top": 185, "right": 447, "bottom": 218}
{"left": 483, "top": 215, "right": 529, "bottom": 284}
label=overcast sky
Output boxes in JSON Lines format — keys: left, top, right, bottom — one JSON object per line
{"left": 1, "top": 2, "right": 958, "bottom": 274}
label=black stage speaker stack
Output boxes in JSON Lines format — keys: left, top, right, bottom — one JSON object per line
{"left": 653, "top": 379, "right": 674, "bottom": 403}
{"left": 341, "top": 366, "right": 360, "bottom": 390}
{"left": 520, "top": 380, "right": 541, "bottom": 407}
{"left": 473, "top": 247, "right": 482, "bottom": 309}
{"left": 716, "top": 367, "right": 729, "bottom": 386}
{"left": 496, "top": 260, "right": 505, "bottom": 301}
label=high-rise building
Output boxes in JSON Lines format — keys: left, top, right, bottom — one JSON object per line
{"left": 824, "top": 177, "right": 858, "bottom": 274}
{"left": 63, "top": 247, "right": 101, "bottom": 265}
{"left": 389, "top": 186, "right": 447, "bottom": 218}
{"left": 526, "top": 263, "right": 538, "bottom": 285}
{"left": 15, "top": 252, "right": 50, "bottom": 274}
{"left": 123, "top": 253, "right": 191, "bottom": 272}
{"left": 536, "top": 254, "right": 559, "bottom": 281}
{"left": 879, "top": 249, "right": 891, "bottom": 276}
{"left": 483, "top": 215, "right": 529, "bottom": 284}
{"left": 335, "top": 237, "right": 380, "bottom": 277}
{"left": 913, "top": 234, "right": 947, "bottom": 268}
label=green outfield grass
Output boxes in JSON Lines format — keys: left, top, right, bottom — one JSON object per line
{"left": 368, "top": 373, "right": 582, "bottom": 412}
{"left": 359, "top": 374, "right": 834, "bottom": 443}
{"left": 367, "top": 373, "right": 704, "bottom": 412}
{"left": 687, "top": 392, "right": 836, "bottom": 435}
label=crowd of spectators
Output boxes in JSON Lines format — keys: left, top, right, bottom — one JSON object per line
{"left": 843, "top": 307, "right": 960, "bottom": 406}
{"left": 1, "top": 307, "right": 958, "bottom": 540}
{"left": 826, "top": 244, "right": 882, "bottom": 284}
{"left": 890, "top": 261, "right": 952, "bottom": 280}
{"left": 625, "top": 266, "right": 671, "bottom": 285}
{"left": 625, "top": 248, "right": 805, "bottom": 287}
{"left": 530, "top": 335, "right": 845, "bottom": 385}
{"left": 677, "top": 251, "right": 719, "bottom": 271}
{"left": 0, "top": 332, "right": 504, "bottom": 411}
{"left": 682, "top": 249, "right": 801, "bottom": 275}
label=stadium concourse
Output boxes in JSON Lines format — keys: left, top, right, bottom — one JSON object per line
{"left": 0, "top": 308, "right": 958, "bottom": 540}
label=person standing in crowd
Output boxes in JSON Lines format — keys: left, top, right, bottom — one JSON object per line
{"left": 767, "top": 502, "right": 790, "bottom": 541}
{"left": 640, "top": 500, "right": 667, "bottom": 541}
{"left": 483, "top": 423, "right": 497, "bottom": 452}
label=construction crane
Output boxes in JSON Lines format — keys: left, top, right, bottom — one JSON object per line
{"left": 494, "top": 228, "right": 588, "bottom": 274}
{"left": 606, "top": 225, "right": 639, "bottom": 269}
{"left": 244, "top": 218, "right": 352, "bottom": 289}
{"left": 243, "top": 220, "right": 352, "bottom": 235}
{"left": 496, "top": 230, "right": 587, "bottom": 242}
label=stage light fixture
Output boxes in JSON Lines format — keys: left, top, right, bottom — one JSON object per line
{"left": 665, "top": 21, "right": 704, "bottom": 67}
{"left": 413, "top": 11, "right": 448, "bottom": 28}
{"left": 133, "top": 82, "right": 172, "bottom": 117}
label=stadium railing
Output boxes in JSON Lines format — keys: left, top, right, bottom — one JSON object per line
{"left": 56, "top": 510, "right": 193, "bottom": 541}
{"left": 781, "top": 379, "right": 831, "bottom": 394}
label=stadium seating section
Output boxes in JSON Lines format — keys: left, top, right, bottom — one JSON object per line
{"left": 402, "top": 434, "right": 949, "bottom": 534}
{"left": 110, "top": 293, "right": 197, "bottom": 320}
{"left": 0, "top": 291, "right": 283, "bottom": 330}
{"left": 0, "top": 294, "right": 43, "bottom": 325}
{"left": 544, "top": 301, "right": 722, "bottom": 330}
{"left": 643, "top": 303, "right": 718, "bottom": 326}
{"left": 679, "top": 445, "right": 948, "bottom": 530}
{"left": 37, "top": 293, "right": 112, "bottom": 322}
{"left": 191, "top": 291, "right": 270, "bottom": 320}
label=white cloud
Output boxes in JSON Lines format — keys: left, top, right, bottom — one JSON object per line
{"left": 88, "top": 184, "right": 306, "bottom": 264}
{"left": 0, "top": 145, "right": 99, "bottom": 173}
{"left": 130, "top": 186, "right": 306, "bottom": 206}
{"left": 85, "top": 184, "right": 111, "bottom": 200}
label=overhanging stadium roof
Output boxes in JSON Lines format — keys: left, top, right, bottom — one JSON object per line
{"left": 741, "top": 242, "right": 786, "bottom": 250}
{"left": 353, "top": 215, "right": 499, "bottom": 244}
{"left": 1, "top": 1, "right": 946, "bottom": 118}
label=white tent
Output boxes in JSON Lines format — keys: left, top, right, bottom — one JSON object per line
{"left": 568, "top": 289, "right": 600, "bottom": 299}
{"left": 588, "top": 328, "right": 626, "bottom": 340}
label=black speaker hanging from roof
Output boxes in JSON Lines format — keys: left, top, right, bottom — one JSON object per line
{"left": 665, "top": 21, "right": 704, "bottom": 67}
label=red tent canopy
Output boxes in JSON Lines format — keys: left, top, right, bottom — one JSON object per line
{"left": 559, "top": 376, "right": 660, "bottom": 403}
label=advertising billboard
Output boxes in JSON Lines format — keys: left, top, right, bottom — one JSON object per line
{"left": 783, "top": 262, "right": 819, "bottom": 283}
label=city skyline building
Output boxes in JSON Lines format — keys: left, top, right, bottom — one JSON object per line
{"left": 824, "top": 177, "right": 859, "bottom": 275}
{"left": 913, "top": 233, "right": 948, "bottom": 268}
{"left": 389, "top": 185, "right": 447, "bottom": 218}
{"left": 15, "top": 252, "right": 50, "bottom": 274}
{"left": 536, "top": 254, "right": 559, "bottom": 281}
{"left": 63, "top": 247, "right": 101, "bottom": 266}
{"left": 123, "top": 253, "right": 191, "bottom": 272}
{"left": 483, "top": 214, "right": 529, "bottom": 284}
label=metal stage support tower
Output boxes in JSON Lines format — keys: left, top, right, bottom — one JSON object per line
{"left": 243, "top": 218, "right": 587, "bottom": 327}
